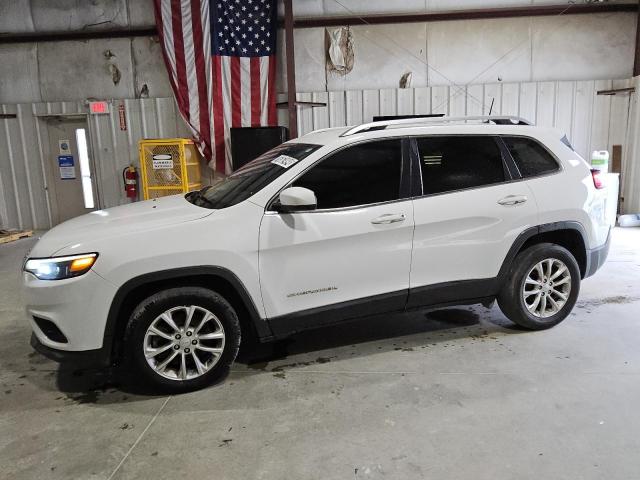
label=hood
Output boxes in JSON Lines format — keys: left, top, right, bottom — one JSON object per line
{"left": 30, "top": 194, "right": 214, "bottom": 257}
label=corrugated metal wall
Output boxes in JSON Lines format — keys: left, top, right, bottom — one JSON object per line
{"left": 0, "top": 78, "right": 633, "bottom": 230}
{"left": 297, "top": 78, "right": 632, "bottom": 161}
{"left": 0, "top": 98, "right": 207, "bottom": 230}
{"left": 621, "top": 76, "right": 640, "bottom": 214}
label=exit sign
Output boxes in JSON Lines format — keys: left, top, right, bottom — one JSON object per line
{"left": 89, "top": 101, "right": 109, "bottom": 114}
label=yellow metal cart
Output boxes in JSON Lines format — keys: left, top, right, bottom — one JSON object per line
{"left": 138, "top": 138, "right": 202, "bottom": 200}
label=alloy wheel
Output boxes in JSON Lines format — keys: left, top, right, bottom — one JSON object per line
{"left": 522, "top": 258, "right": 572, "bottom": 318}
{"left": 143, "top": 305, "right": 225, "bottom": 381}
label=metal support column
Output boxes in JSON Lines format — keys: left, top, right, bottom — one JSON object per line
{"left": 634, "top": 1, "right": 640, "bottom": 77}
{"left": 283, "top": 0, "right": 298, "bottom": 138}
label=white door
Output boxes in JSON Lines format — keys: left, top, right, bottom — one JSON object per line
{"left": 409, "top": 135, "right": 538, "bottom": 306}
{"left": 259, "top": 139, "right": 414, "bottom": 329}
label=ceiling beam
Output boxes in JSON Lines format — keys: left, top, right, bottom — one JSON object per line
{"left": 0, "top": 27, "right": 156, "bottom": 44}
{"left": 0, "top": 3, "right": 635, "bottom": 44}
{"left": 291, "top": 3, "right": 638, "bottom": 28}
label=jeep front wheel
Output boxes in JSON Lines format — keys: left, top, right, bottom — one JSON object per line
{"left": 123, "top": 287, "right": 241, "bottom": 393}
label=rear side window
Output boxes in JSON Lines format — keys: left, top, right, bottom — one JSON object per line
{"left": 293, "top": 139, "right": 403, "bottom": 209}
{"left": 415, "top": 136, "right": 506, "bottom": 195}
{"left": 503, "top": 136, "right": 559, "bottom": 177}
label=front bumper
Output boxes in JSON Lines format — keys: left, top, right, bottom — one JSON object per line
{"left": 24, "top": 269, "right": 117, "bottom": 357}
{"left": 30, "top": 333, "right": 111, "bottom": 368}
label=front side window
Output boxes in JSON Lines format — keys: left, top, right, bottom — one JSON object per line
{"left": 293, "top": 139, "right": 404, "bottom": 210}
{"left": 503, "top": 136, "right": 560, "bottom": 177}
{"left": 186, "top": 143, "right": 321, "bottom": 209}
{"left": 415, "top": 136, "right": 506, "bottom": 195}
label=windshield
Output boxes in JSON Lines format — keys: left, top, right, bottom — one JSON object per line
{"left": 186, "top": 142, "right": 321, "bottom": 209}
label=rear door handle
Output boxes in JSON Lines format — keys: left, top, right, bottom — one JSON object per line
{"left": 371, "top": 213, "right": 406, "bottom": 224}
{"left": 498, "top": 195, "right": 528, "bottom": 206}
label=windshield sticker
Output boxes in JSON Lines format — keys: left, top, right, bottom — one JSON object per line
{"left": 271, "top": 155, "right": 299, "bottom": 169}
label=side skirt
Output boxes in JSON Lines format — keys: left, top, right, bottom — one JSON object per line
{"left": 406, "top": 278, "right": 499, "bottom": 309}
{"left": 267, "top": 290, "right": 408, "bottom": 338}
{"left": 266, "top": 278, "right": 498, "bottom": 339}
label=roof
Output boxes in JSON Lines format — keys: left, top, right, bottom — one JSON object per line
{"left": 290, "top": 117, "right": 563, "bottom": 147}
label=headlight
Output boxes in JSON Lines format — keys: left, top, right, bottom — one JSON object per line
{"left": 24, "top": 253, "right": 98, "bottom": 280}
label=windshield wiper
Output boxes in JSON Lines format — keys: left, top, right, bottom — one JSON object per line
{"left": 186, "top": 188, "right": 216, "bottom": 208}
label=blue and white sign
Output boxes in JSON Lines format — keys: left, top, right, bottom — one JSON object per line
{"left": 58, "top": 155, "right": 76, "bottom": 180}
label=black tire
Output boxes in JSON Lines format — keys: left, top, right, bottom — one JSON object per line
{"left": 497, "top": 243, "right": 581, "bottom": 330}
{"left": 122, "top": 287, "right": 241, "bottom": 393}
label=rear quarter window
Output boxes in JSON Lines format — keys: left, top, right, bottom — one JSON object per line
{"left": 502, "top": 136, "right": 559, "bottom": 178}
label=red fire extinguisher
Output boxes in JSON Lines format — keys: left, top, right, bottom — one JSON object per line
{"left": 123, "top": 165, "right": 138, "bottom": 200}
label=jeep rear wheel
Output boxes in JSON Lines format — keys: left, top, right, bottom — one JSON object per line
{"left": 497, "top": 243, "right": 580, "bottom": 330}
{"left": 123, "top": 287, "right": 240, "bottom": 393}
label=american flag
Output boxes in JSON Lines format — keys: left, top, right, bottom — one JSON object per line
{"left": 154, "top": 0, "right": 277, "bottom": 174}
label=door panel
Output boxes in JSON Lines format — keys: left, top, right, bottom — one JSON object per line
{"left": 46, "top": 119, "right": 97, "bottom": 224}
{"left": 259, "top": 200, "right": 414, "bottom": 318}
{"left": 408, "top": 134, "right": 539, "bottom": 308}
{"left": 409, "top": 182, "right": 538, "bottom": 305}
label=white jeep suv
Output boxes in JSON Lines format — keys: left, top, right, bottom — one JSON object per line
{"left": 23, "top": 116, "right": 613, "bottom": 392}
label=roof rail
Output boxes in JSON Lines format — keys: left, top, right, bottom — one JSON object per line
{"left": 340, "top": 115, "right": 533, "bottom": 137}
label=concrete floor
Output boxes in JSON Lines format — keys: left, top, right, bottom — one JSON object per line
{"left": 1, "top": 228, "right": 639, "bottom": 480}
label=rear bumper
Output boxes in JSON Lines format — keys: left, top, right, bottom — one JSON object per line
{"left": 584, "top": 229, "right": 611, "bottom": 278}
{"left": 30, "top": 333, "right": 111, "bottom": 369}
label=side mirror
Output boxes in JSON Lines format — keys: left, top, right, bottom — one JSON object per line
{"left": 274, "top": 187, "right": 317, "bottom": 213}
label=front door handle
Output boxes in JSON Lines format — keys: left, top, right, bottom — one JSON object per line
{"left": 498, "top": 195, "right": 528, "bottom": 206}
{"left": 371, "top": 213, "right": 406, "bottom": 224}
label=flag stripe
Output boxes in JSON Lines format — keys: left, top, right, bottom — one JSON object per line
{"left": 190, "top": 0, "right": 211, "bottom": 159}
{"left": 240, "top": 57, "right": 252, "bottom": 127}
{"left": 230, "top": 56, "right": 241, "bottom": 129}
{"left": 221, "top": 56, "right": 233, "bottom": 174}
{"left": 212, "top": 55, "right": 224, "bottom": 173}
{"left": 260, "top": 56, "right": 269, "bottom": 126}
{"left": 171, "top": 0, "right": 189, "bottom": 110}
{"left": 268, "top": 54, "right": 277, "bottom": 126}
{"left": 250, "top": 57, "right": 261, "bottom": 127}
{"left": 181, "top": 2, "right": 200, "bottom": 139}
